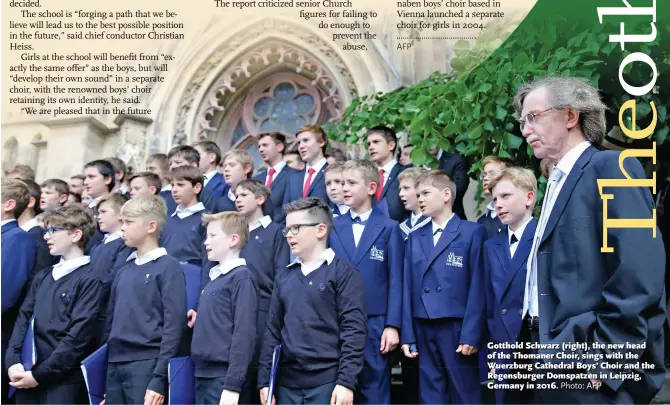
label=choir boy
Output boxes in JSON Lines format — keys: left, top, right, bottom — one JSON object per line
{"left": 83, "top": 159, "right": 116, "bottom": 253}
{"left": 324, "top": 163, "right": 349, "bottom": 218}
{"left": 282, "top": 125, "right": 330, "bottom": 205}
{"left": 161, "top": 166, "right": 208, "bottom": 267}
{"left": 483, "top": 168, "right": 537, "bottom": 404}
{"left": 106, "top": 157, "right": 130, "bottom": 196}
{"left": 166, "top": 145, "right": 221, "bottom": 213}
{"left": 477, "top": 156, "right": 512, "bottom": 239}
{"left": 283, "top": 146, "right": 305, "bottom": 171}
{"left": 69, "top": 174, "right": 85, "bottom": 195}
{"left": 193, "top": 140, "right": 227, "bottom": 199}
{"left": 401, "top": 170, "right": 486, "bottom": 404}
{"left": 19, "top": 180, "right": 56, "bottom": 275}
{"left": 39, "top": 179, "right": 69, "bottom": 210}
{"left": 254, "top": 132, "right": 299, "bottom": 223}
{"left": 129, "top": 172, "right": 162, "bottom": 198}
{"left": 397, "top": 167, "right": 431, "bottom": 240}
{"left": 7, "top": 204, "right": 102, "bottom": 404}
{"left": 1, "top": 179, "right": 37, "bottom": 397}
{"left": 105, "top": 196, "right": 187, "bottom": 405}
{"left": 258, "top": 198, "right": 366, "bottom": 405}
{"left": 328, "top": 159, "right": 403, "bottom": 404}
{"left": 219, "top": 149, "right": 254, "bottom": 212}
{"left": 367, "top": 126, "right": 408, "bottom": 222}
{"left": 189, "top": 212, "right": 258, "bottom": 405}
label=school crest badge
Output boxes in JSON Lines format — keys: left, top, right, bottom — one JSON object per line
{"left": 370, "top": 245, "right": 384, "bottom": 261}
{"left": 446, "top": 252, "right": 463, "bottom": 268}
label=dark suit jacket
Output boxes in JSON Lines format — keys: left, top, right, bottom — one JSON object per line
{"left": 378, "top": 163, "right": 409, "bottom": 223}
{"left": 534, "top": 145, "right": 665, "bottom": 403}
{"left": 204, "top": 172, "right": 226, "bottom": 200}
{"left": 254, "top": 165, "right": 299, "bottom": 224}
{"left": 282, "top": 164, "right": 329, "bottom": 209}
{"left": 484, "top": 219, "right": 536, "bottom": 344}
{"left": 438, "top": 151, "right": 470, "bottom": 220}
{"left": 477, "top": 213, "right": 504, "bottom": 240}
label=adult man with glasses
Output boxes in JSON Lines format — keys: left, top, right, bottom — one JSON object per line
{"left": 511, "top": 76, "right": 665, "bottom": 404}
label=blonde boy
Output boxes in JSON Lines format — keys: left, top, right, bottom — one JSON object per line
{"left": 220, "top": 149, "right": 255, "bottom": 212}
{"left": 324, "top": 163, "right": 349, "bottom": 217}
{"left": 397, "top": 167, "right": 430, "bottom": 238}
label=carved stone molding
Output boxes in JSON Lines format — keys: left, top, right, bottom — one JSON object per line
{"left": 171, "top": 18, "right": 358, "bottom": 146}
{"left": 114, "top": 114, "right": 153, "bottom": 173}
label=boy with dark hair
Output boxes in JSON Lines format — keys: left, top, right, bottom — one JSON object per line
{"left": 484, "top": 168, "right": 538, "bottom": 404}
{"left": 146, "top": 153, "right": 171, "bottom": 189}
{"left": 5, "top": 164, "right": 36, "bottom": 182}
{"left": 40, "top": 179, "right": 69, "bottom": 210}
{"left": 324, "top": 163, "right": 349, "bottom": 218}
{"left": 367, "top": 125, "right": 408, "bottom": 223}
{"left": 1, "top": 179, "right": 38, "bottom": 397}
{"left": 189, "top": 212, "right": 258, "bottom": 405}
{"left": 283, "top": 146, "right": 305, "bottom": 171}
{"left": 477, "top": 156, "right": 513, "bottom": 239}
{"left": 234, "top": 179, "right": 290, "bottom": 401}
{"left": 105, "top": 196, "right": 187, "bottom": 405}
{"left": 165, "top": 145, "right": 220, "bottom": 213}
{"left": 161, "top": 165, "right": 209, "bottom": 267}
{"left": 129, "top": 172, "right": 162, "bottom": 198}
{"left": 7, "top": 204, "right": 102, "bottom": 404}
{"left": 283, "top": 125, "right": 330, "bottom": 205}
{"left": 401, "top": 170, "right": 486, "bottom": 404}
{"left": 258, "top": 197, "right": 367, "bottom": 405}
{"left": 254, "top": 132, "right": 299, "bottom": 223}
{"left": 325, "top": 147, "right": 347, "bottom": 165}
{"left": 329, "top": 159, "right": 403, "bottom": 404}
{"left": 219, "top": 149, "right": 254, "bottom": 212}
{"left": 83, "top": 159, "right": 116, "bottom": 254}
{"left": 19, "top": 179, "right": 57, "bottom": 277}
{"left": 399, "top": 144, "right": 413, "bottom": 166}
{"left": 193, "top": 141, "right": 226, "bottom": 199}
{"left": 69, "top": 174, "right": 85, "bottom": 195}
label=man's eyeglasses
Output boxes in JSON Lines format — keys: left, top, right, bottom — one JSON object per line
{"left": 282, "top": 223, "right": 320, "bottom": 237}
{"left": 44, "top": 226, "right": 67, "bottom": 236}
{"left": 517, "top": 107, "right": 560, "bottom": 131}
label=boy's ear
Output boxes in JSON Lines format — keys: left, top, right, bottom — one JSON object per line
{"left": 244, "top": 164, "right": 253, "bottom": 177}
{"left": 28, "top": 196, "right": 37, "bottom": 209}
{"left": 147, "top": 219, "right": 158, "bottom": 234}
{"left": 58, "top": 194, "right": 69, "bottom": 205}
{"left": 229, "top": 233, "right": 240, "bottom": 248}
{"left": 194, "top": 182, "right": 203, "bottom": 195}
{"left": 3, "top": 199, "right": 16, "bottom": 213}
{"left": 104, "top": 175, "right": 113, "bottom": 186}
{"left": 316, "top": 223, "right": 328, "bottom": 239}
{"left": 150, "top": 186, "right": 157, "bottom": 195}
{"left": 70, "top": 228, "right": 83, "bottom": 245}
{"left": 256, "top": 194, "right": 266, "bottom": 207}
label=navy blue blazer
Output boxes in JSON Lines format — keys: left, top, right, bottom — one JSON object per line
{"left": 378, "top": 164, "right": 409, "bottom": 223}
{"left": 283, "top": 164, "right": 329, "bottom": 207}
{"left": 401, "top": 215, "right": 486, "bottom": 348}
{"left": 483, "top": 219, "right": 536, "bottom": 344}
{"left": 438, "top": 151, "right": 470, "bottom": 220}
{"left": 254, "top": 166, "right": 299, "bottom": 224}
{"left": 329, "top": 209, "right": 404, "bottom": 328}
{"left": 399, "top": 215, "right": 431, "bottom": 241}
{"left": 1, "top": 222, "right": 37, "bottom": 339}
{"left": 532, "top": 146, "right": 665, "bottom": 402}
{"left": 477, "top": 213, "right": 504, "bottom": 240}
{"left": 160, "top": 188, "right": 221, "bottom": 215}
{"left": 204, "top": 172, "right": 226, "bottom": 200}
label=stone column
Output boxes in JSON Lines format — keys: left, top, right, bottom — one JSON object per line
{"left": 113, "top": 114, "right": 154, "bottom": 173}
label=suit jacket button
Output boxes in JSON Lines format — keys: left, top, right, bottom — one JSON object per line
{"left": 436, "top": 286, "right": 442, "bottom": 292}
{"left": 501, "top": 309, "right": 507, "bottom": 315}
{"left": 423, "top": 287, "right": 430, "bottom": 293}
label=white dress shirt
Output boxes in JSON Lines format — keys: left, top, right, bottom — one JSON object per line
{"left": 53, "top": 256, "right": 91, "bottom": 280}
{"left": 432, "top": 214, "right": 454, "bottom": 246}
{"left": 161, "top": 184, "right": 172, "bottom": 192}
{"left": 209, "top": 258, "right": 248, "bottom": 281}
{"left": 172, "top": 202, "right": 206, "bottom": 219}
{"left": 20, "top": 218, "right": 39, "bottom": 232}
{"left": 249, "top": 215, "right": 272, "bottom": 232}
{"left": 508, "top": 216, "right": 533, "bottom": 258}
{"left": 88, "top": 197, "right": 101, "bottom": 209}
{"left": 351, "top": 209, "right": 372, "bottom": 247}
{"left": 378, "top": 159, "right": 397, "bottom": 189}
{"left": 266, "top": 161, "right": 287, "bottom": 186}
{"left": 203, "top": 170, "right": 219, "bottom": 187}
{"left": 410, "top": 212, "right": 422, "bottom": 227}
{"left": 289, "top": 248, "right": 336, "bottom": 276}
{"left": 126, "top": 247, "right": 168, "bottom": 266}
{"left": 485, "top": 201, "right": 497, "bottom": 219}
{"left": 103, "top": 231, "right": 124, "bottom": 244}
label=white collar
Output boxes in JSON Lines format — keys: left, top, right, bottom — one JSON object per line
{"left": 1, "top": 219, "right": 17, "bottom": 227}
{"left": 88, "top": 196, "right": 101, "bottom": 209}
{"left": 289, "top": 248, "right": 336, "bottom": 271}
{"left": 436, "top": 149, "right": 444, "bottom": 160}
{"left": 161, "top": 184, "right": 172, "bottom": 192}
{"left": 486, "top": 201, "right": 497, "bottom": 218}
{"left": 227, "top": 187, "right": 236, "bottom": 201}
{"left": 337, "top": 204, "right": 350, "bottom": 215}
{"left": 379, "top": 159, "right": 397, "bottom": 175}
{"left": 555, "top": 141, "right": 591, "bottom": 179}
{"left": 432, "top": 214, "right": 455, "bottom": 234}
{"left": 269, "top": 160, "right": 286, "bottom": 174}
{"left": 508, "top": 216, "right": 533, "bottom": 245}
{"left": 249, "top": 215, "right": 272, "bottom": 232}
{"left": 118, "top": 185, "right": 129, "bottom": 195}
{"left": 204, "top": 170, "right": 219, "bottom": 180}
{"left": 172, "top": 202, "right": 206, "bottom": 219}
{"left": 53, "top": 256, "right": 90, "bottom": 280}
{"left": 350, "top": 209, "right": 372, "bottom": 223}
{"left": 209, "top": 258, "right": 247, "bottom": 281}
{"left": 20, "top": 218, "right": 39, "bottom": 232}
{"left": 103, "top": 230, "right": 123, "bottom": 244}
{"left": 306, "top": 158, "right": 328, "bottom": 175}
{"left": 126, "top": 247, "right": 168, "bottom": 266}
{"left": 410, "top": 212, "right": 422, "bottom": 226}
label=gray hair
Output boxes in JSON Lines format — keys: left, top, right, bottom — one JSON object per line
{"left": 514, "top": 77, "right": 607, "bottom": 145}
{"left": 283, "top": 197, "right": 333, "bottom": 238}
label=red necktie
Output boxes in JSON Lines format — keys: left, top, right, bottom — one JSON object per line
{"left": 376, "top": 169, "right": 385, "bottom": 200}
{"left": 302, "top": 168, "right": 315, "bottom": 198}
{"left": 266, "top": 168, "right": 276, "bottom": 188}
